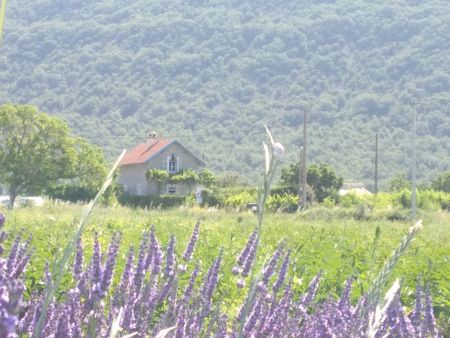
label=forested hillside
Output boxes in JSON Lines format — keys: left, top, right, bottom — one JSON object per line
{"left": 1, "top": 0, "right": 449, "bottom": 188}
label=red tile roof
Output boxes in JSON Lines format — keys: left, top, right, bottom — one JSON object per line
{"left": 120, "top": 138, "right": 173, "bottom": 166}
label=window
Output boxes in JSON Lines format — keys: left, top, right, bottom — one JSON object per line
{"left": 168, "top": 154, "right": 177, "bottom": 173}
{"left": 167, "top": 186, "right": 177, "bottom": 195}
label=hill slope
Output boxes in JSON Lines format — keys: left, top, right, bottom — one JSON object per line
{"left": 1, "top": 0, "right": 450, "bottom": 188}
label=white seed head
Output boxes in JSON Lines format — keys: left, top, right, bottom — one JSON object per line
{"left": 273, "top": 142, "right": 285, "bottom": 158}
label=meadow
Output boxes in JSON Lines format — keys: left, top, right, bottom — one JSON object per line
{"left": 3, "top": 201, "right": 449, "bottom": 334}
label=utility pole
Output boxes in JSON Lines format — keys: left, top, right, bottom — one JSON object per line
{"left": 297, "top": 147, "right": 303, "bottom": 209}
{"left": 375, "top": 133, "right": 378, "bottom": 195}
{"left": 301, "top": 110, "right": 307, "bottom": 209}
{"left": 411, "top": 106, "right": 417, "bottom": 219}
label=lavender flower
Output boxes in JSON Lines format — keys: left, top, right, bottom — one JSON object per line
{"left": 101, "top": 234, "right": 121, "bottom": 295}
{"left": 261, "top": 245, "right": 282, "bottom": 287}
{"left": 272, "top": 250, "right": 290, "bottom": 294}
{"left": 73, "top": 237, "right": 83, "bottom": 280}
{"left": 182, "top": 264, "right": 199, "bottom": 305}
{"left": 425, "top": 286, "right": 441, "bottom": 338}
{"left": 298, "top": 271, "right": 322, "bottom": 316}
{"left": 133, "top": 234, "right": 147, "bottom": 296}
{"left": 241, "top": 237, "right": 258, "bottom": 278}
{"left": 182, "top": 222, "right": 200, "bottom": 262}
{"left": 164, "top": 235, "right": 176, "bottom": 279}
{"left": 152, "top": 236, "right": 163, "bottom": 276}
{"left": 236, "top": 230, "right": 257, "bottom": 267}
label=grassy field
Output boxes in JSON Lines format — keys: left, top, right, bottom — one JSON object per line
{"left": 2, "top": 202, "right": 450, "bottom": 329}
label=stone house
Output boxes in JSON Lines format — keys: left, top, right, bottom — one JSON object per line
{"left": 118, "top": 136, "right": 205, "bottom": 196}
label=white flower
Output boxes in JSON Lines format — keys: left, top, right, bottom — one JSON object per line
{"left": 273, "top": 142, "right": 285, "bottom": 158}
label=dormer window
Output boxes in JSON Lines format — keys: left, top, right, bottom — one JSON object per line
{"left": 168, "top": 154, "right": 177, "bottom": 173}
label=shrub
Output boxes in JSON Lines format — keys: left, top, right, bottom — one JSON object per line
{"left": 266, "top": 193, "right": 298, "bottom": 212}
{"left": 224, "top": 190, "right": 256, "bottom": 210}
{"left": 338, "top": 192, "right": 363, "bottom": 208}
{"left": 200, "top": 188, "right": 224, "bottom": 207}
{"left": 118, "top": 193, "right": 186, "bottom": 208}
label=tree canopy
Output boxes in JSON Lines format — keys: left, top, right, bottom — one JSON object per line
{"left": 280, "top": 161, "right": 343, "bottom": 202}
{"left": 0, "top": 104, "right": 108, "bottom": 207}
{"left": 432, "top": 171, "right": 450, "bottom": 193}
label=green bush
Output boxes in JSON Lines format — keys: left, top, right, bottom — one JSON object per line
{"left": 118, "top": 194, "right": 186, "bottom": 209}
{"left": 266, "top": 193, "right": 298, "bottom": 213}
{"left": 224, "top": 190, "right": 256, "bottom": 210}
{"left": 200, "top": 188, "right": 224, "bottom": 207}
{"left": 338, "top": 193, "right": 363, "bottom": 208}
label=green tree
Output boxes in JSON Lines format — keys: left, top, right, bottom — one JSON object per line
{"left": 280, "top": 162, "right": 343, "bottom": 203}
{"left": 46, "top": 138, "right": 108, "bottom": 202}
{"left": 146, "top": 169, "right": 169, "bottom": 194}
{"left": 280, "top": 161, "right": 301, "bottom": 192}
{"left": 389, "top": 173, "right": 410, "bottom": 192}
{"left": 432, "top": 171, "right": 450, "bottom": 193}
{"left": 0, "top": 104, "right": 76, "bottom": 208}
{"left": 307, "top": 163, "right": 343, "bottom": 202}
{"left": 198, "top": 168, "right": 215, "bottom": 187}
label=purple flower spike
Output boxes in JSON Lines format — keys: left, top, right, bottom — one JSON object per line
{"left": 425, "top": 286, "right": 441, "bottom": 338}
{"left": 261, "top": 246, "right": 282, "bottom": 287}
{"left": 144, "top": 228, "right": 154, "bottom": 270}
{"left": 92, "top": 233, "right": 102, "bottom": 286}
{"left": 182, "top": 264, "right": 199, "bottom": 305}
{"left": 244, "top": 297, "right": 262, "bottom": 335}
{"left": 183, "top": 222, "right": 200, "bottom": 262}
{"left": 236, "top": 230, "right": 257, "bottom": 267}
{"left": 73, "top": 237, "right": 83, "bottom": 280}
{"left": 164, "top": 235, "right": 176, "bottom": 279}
{"left": 410, "top": 281, "right": 422, "bottom": 328}
{"left": 133, "top": 234, "right": 147, "bottom": 295}
{"left": 152, "top": 237, "right": 163, "bottom": 276}
{"left": 273, "top": 250, "right": 290, "bottom": 294}
{"left": 338, "top": 277, "right": 353, "bottom": 314}
{"left": 174, "top": 306, "right": 186, "bottom": 338}
{"left": 241, "top": 237, "right": 258, "bottom": 277}
{"left": 101, "top": 234, "right": 121, "bottom": 295}
{"left": 0, "top": 213, "right": 5, "bottom": 227}
{"left": 299, "top": 271, "right": 322, "bottom": 314}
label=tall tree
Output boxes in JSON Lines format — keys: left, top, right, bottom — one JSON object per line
{"left": 432, "top": 171, "right": 450, "bottom": 193}
{"left": 280, "top": 162, "right": 343, "bottom": 203}
{"left": 0, "top": 104, "right": 107, "bottom": 207}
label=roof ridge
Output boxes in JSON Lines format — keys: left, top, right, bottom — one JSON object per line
{"left": 140, "top": 139, "right": 160, "bottom": 156}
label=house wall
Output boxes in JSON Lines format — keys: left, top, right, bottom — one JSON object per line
{"left": 118, "top": 142, "right": 203, "bottom": 196}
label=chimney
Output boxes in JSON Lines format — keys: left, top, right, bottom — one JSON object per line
{"left": 148, "top": 131, "right": 158, "bottom": 139}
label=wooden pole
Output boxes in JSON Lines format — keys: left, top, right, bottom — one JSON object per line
{"left": 411, "top": 106, "right": 417, "bottom": 219}
{"left": 375, "top": 133, "right": 378, "bottom": 195}
{"left": 301, "top": 111, "right": 307, "bottom": 208}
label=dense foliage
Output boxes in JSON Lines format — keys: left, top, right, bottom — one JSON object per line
{"left": 432, "top": 170, "right": 450, "bottom": 193}
{"left": 0, "top": 104, "right": 108, "bottom": 206}
{"left": 280, "top": 162, "right": 344, "bottom": 202}
{"left": 1, "top": 0, "right": 449, "bottom": 187}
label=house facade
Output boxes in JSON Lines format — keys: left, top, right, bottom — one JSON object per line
{"left": 118, "top": 137, "right": 205, "bottom": 196}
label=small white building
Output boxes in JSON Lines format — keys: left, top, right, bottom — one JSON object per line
{"left": 339, "top": 182, "right": 372, "bottom": 196}
{"left": 118, "top": 136, "right": 205, "bottom": 196}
